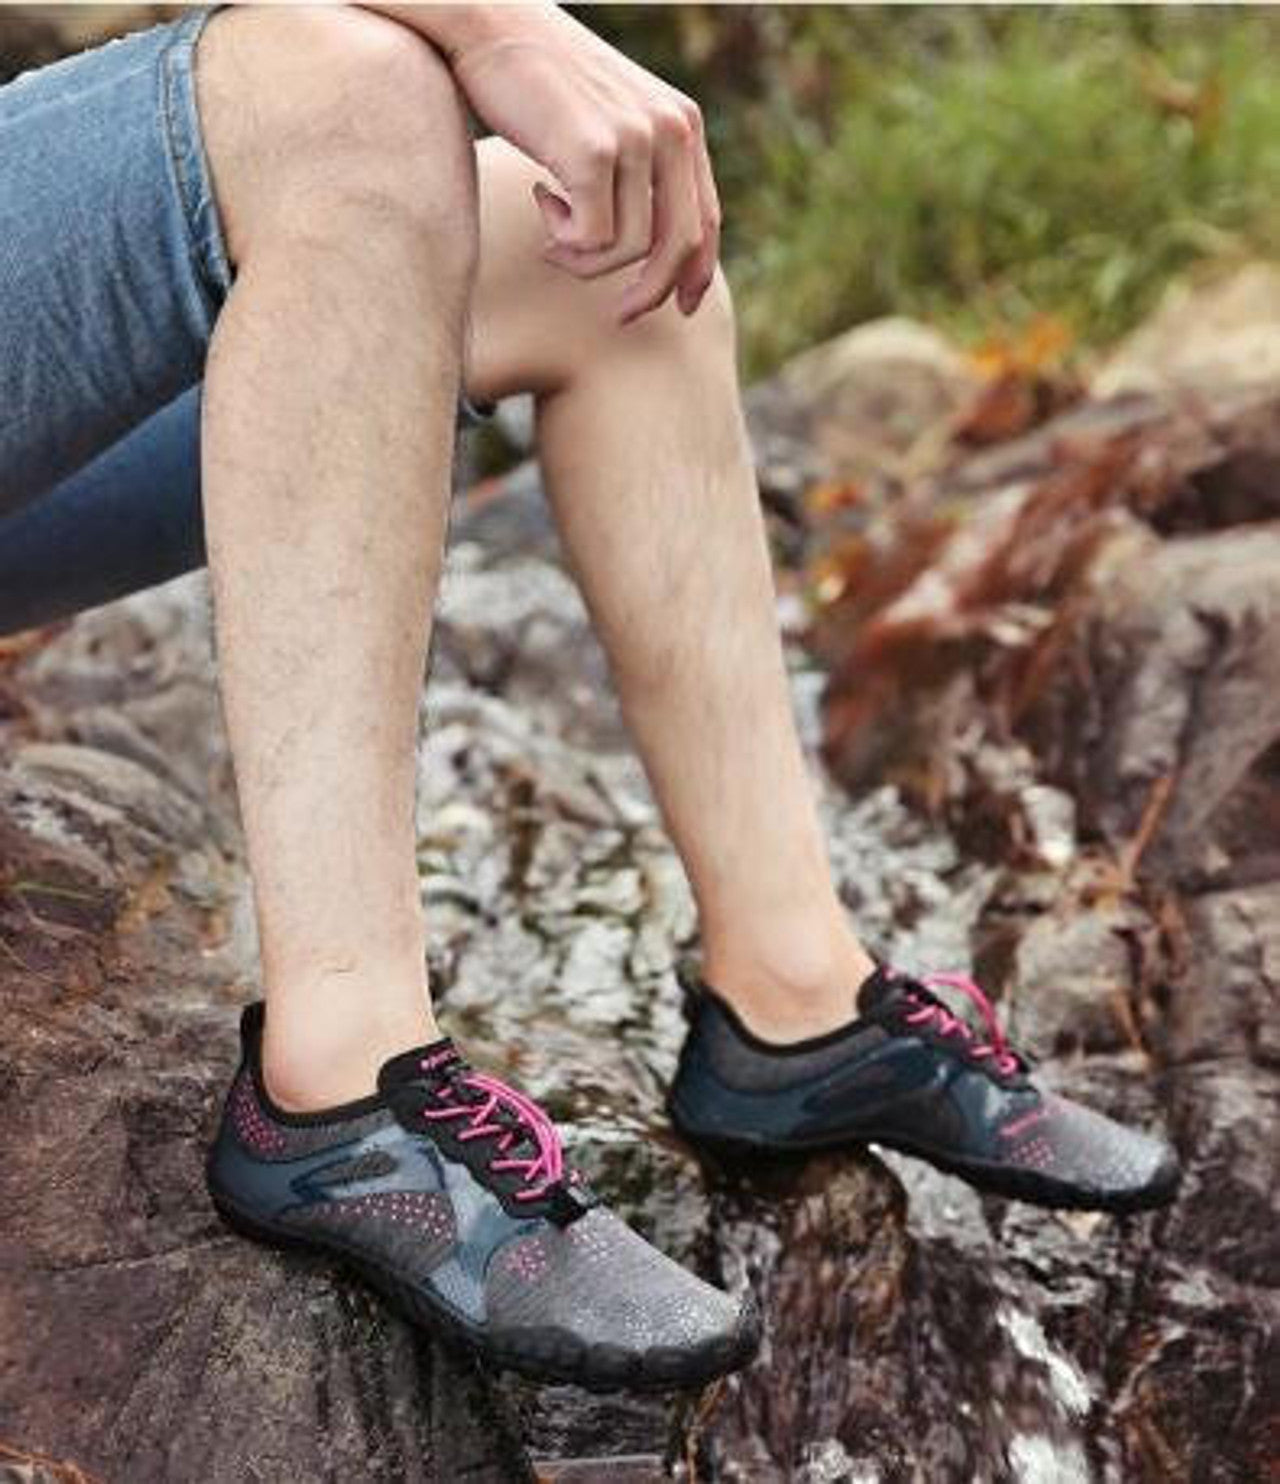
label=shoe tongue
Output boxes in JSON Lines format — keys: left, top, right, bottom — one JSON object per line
{"left": 376, "top": 1037, "right": 542, "bottom": 1164}
{"left": 856, "top": 965, "right": 915, "bottom": 1017}
{"left": 375, "top": 1036, "right": 588, "bottom": 1219}
{"left": 377, "top": 1036, "right": 466, "bottom": 1109}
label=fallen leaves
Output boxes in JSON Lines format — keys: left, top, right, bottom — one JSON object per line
{"left": 959, "top": 316, "right": 1080, "bottom": 445}
{"left": 804, "top": 367, "right": 1248, "bottom": 853}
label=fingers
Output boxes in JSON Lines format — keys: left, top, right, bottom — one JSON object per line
{"left": 440, "top": 4, "right": 722, "bottom": 321}
{"left": 541, "top": 119, "right": 655, "bottom": 279}
{"left": 676, "top": 105, "right": 722, "bottom": 315}
{"left": 554, "top": 133, "right": 617, "bottom": 251}
{"left": 610, "top": 137, "right": 655, "bottom": 270}
{"left": 617, "top": 107, "right": 704, "bottom": 325}
{"left": 539, "top": 88, "right": 720, "bottom": 325}
{"left": 533, "top": 180, "right": 572, "bottom": 238}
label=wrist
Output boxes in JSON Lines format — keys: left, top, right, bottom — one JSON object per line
{"left": 384, "top": 4, "right": 552, "bottom": 63}
{"left": 421, "top": 6, "right": 504, "bottom": 60}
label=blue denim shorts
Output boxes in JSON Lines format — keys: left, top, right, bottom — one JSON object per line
{"left": 0, "top": 10, "right": 227, "bottom": 515}
{"left": 0, "top": 11, "right": 486, "bottom": 636}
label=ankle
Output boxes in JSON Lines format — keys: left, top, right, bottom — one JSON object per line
{"left": 259, "top": 987, "right": 440, "bottom": 1113}
{"left": 701, "top": 914, "right": 876, "bottom": 1044}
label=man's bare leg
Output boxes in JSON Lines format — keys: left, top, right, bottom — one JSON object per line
{"left": 197, "top": 9, "right": 477, "bottom": 1107}
{"left": 468, "top": 142, "right": 873, "bottom": 1042}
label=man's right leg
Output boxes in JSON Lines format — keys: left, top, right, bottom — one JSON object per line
{"left": 194, "top": 19, "right": 757, "bottom": 1386}
{"left": 1, "top": 11, "right": 759, "bottom": 1386}
{"left": 0, "top": 8, "right": 470, "bottom": 1108}
{"left": 194, "top": 6, "right": 477, "bottom": 1108}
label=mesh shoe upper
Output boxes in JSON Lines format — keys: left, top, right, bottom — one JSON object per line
{"left": 487, "top": 1207, "right": 738, "bottom": 1351}
{"left": 991, "top": 1091, "right": 1174, "bottom": 1195}
{"left": 209, "top": 1005, "right": 754, "bottom": 1372}
{"left": 670, "top": 966, "right": 1180, "bottom": 1210}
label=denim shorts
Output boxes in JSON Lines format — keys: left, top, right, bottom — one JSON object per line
{"left": 0, "top": 11, "right": 486, "bottom": 636}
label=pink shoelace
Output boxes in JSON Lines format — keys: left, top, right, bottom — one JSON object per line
{"left": 420, "top": 1061, "right": 565, "bottom": 1202}
{"left": 898, "top": 970, "right": 1022, "bottom": 1078}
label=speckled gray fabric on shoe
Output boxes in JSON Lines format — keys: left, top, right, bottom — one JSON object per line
{"left": 486, "top": 1207, "right": 740, "bottom": 1353}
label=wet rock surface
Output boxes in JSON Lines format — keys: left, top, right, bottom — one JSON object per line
{"left": 3, "top": 478, "right": 1275, "bottom": 1483}
{"left": 3, "top": 285, "right": 1278, "bottom": 1479}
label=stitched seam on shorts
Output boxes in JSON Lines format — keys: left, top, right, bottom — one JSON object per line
{"left": 158, "top": 10, "right": 230, "bottom": 313}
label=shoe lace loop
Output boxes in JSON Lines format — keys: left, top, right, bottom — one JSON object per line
{"left": 900, "top": 970, "right": 1023, "bottom": 1078}
{"left": 420, "top": 1065, "right": 565, "bottom": 1201}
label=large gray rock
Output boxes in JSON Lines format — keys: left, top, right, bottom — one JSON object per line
{"left": 0, "top": 584, "right": 533, "bottom": 1483}
{"left": 742, "top": 317, "right": 982, "bottom": 523}
{"left": 1032, "top": 521, "right": 1280, "bottom": 887}
{"left": 1167, "top": 881, "right": 1280, "bottom": 1069}
{"left": 1095, "top": 263, "right": 1280, "bottom": 398}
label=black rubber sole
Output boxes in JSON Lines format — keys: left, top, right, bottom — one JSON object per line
{"left": 668, "top": 1101, "right": 1181, "bottom": 1216}
{"left": 209, "top": 1182, "right": 760, "bottom": 1394}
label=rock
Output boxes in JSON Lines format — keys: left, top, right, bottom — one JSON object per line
{"left": 5, "top": 742, "right": 206, "bottom": 863}
{"left": 999, "top": 893, "right": 1142, "bottom": 1060}
{"left": 0, "top": 582, "right": 535, "bottom": 1483}
{"left": 4, "top": 352, "right": 1276, "bottom": 1480}
{"left": 492, "top": 393, "right": 537, "bottom": 456}
{"left": 1161, "top": 1058, "right": 1278, "bottom": 1289}
{"left": 740, "top": 317, "right": 982, "bottom": 534}
{"left": 1095, "top": 262, "right": 1280, "bottom": 398}
{"left": 434, "top": 543, "right": 625, "bottom": 752}
{"left": 1164, "top": 881, "right": 1280, "bottom": 1069}
{"left": 796, "top": 313, "right": 1280, "bottom": 1481}
{"left": 766, "top": 317, "right": 980, "bottom": 479}
{"left": 451, "top": 463, "right": 565, "bottom": 566}
{"left": 809, "top": 356, "right": 1280, "bottom": 910}
{"left": 700, "top": 1156, "right": 914, "bottom": 1481}
{"left": 1030, "top": 522, "right": 1280, "bottom": 888}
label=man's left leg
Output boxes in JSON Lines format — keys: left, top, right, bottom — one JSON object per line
{"left": 467, "top": 140, "right": 873, "bottom": 1044}
{"left": 465, "top": 140, "right": 1181, "bottom": 1213}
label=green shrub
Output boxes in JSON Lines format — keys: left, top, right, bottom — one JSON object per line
{"left": 581, "top": 6, "right": 1280, "bottom": 376}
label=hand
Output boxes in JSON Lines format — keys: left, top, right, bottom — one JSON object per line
{"left": 376, "top": 4, "right": 722, "bottom": 324}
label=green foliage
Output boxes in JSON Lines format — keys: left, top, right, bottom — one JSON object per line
{"left": 579, "top": 6, "right": 1280, "bottom": 377}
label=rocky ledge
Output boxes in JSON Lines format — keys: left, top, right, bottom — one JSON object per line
{"left": 2, "top": 273, "right": 1278, "bottom": 1483}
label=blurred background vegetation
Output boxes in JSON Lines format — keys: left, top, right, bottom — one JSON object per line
{"left": 574, "top": 5, "right": 1280, "bottom": 379}
{"left": 4, "top": 5, "right": 1277, "bottom": 383}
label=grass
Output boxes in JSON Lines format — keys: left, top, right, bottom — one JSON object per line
{"left": 582, "top": 6, "right": 1280, "bottom": 377}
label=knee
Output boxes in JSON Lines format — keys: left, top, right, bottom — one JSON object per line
{"left": 553, "top": 249, "right": 738, "bottom": 388}
{"left": 693, "top": 265, "right": 737, "bottom": 351}
{"left": 591, "top": 251, "right": 737, "bottom": 366}
{"left": 199, "top": 7, "right": 477, "bottom": 283}
{"left": 603, "top": 260, "right": 738, "bottom": 372}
